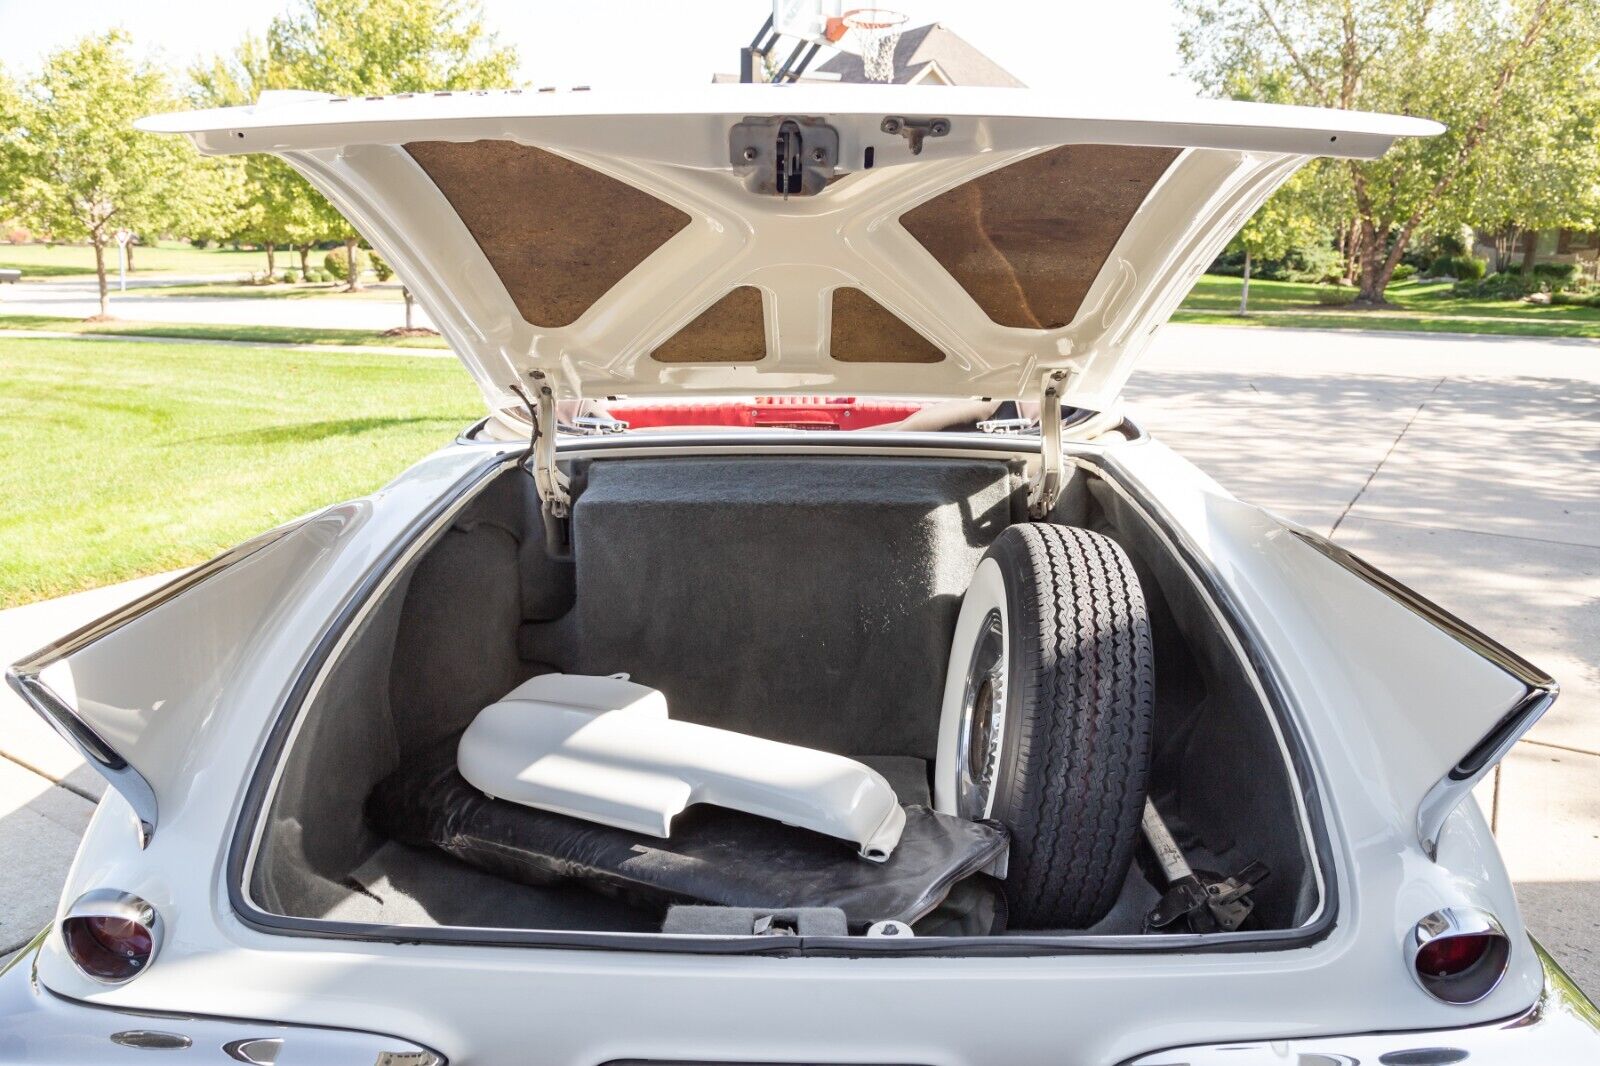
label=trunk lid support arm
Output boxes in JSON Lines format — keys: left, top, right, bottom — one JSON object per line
{"left": 513, "top": 376, "right": 571, "bottom": 520}
{"left": 1028, "top": 370, "right": 1071, "bottom": 519}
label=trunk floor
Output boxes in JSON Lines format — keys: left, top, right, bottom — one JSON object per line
{"left": 328, "top": 840, "right": 662, "bottom": 930}
{"left": 332, "top": 756, "right": 936, "bottom": 930}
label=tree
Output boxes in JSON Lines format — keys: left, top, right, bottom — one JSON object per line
{"left": 1178, "top": 0, "right": 1600, "bottom": 305}
{"left": 1465, "top": 66, "right": 1600, "bottom": 270}
{"left": 191, "top": 38, "right": 343, "bottom": 278}
{"left": 266, "top": 0, "right": 519, "bottom": 291}
{"left": 13, "top": 33, "right": 236, "bottom": 317}
{"left": 0, "top": 67, "right": 27, "bottom": 226}
{"left": 1229, "top": 168, "right": 1327, "bottom": 313}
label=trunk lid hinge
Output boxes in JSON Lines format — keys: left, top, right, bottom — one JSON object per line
{"left": 1027, "top": 369, "right": 1073, "bottom": 520}
{"left": 512, "top": 376, "right": 571, "bottom": 520}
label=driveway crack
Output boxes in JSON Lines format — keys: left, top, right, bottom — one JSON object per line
{"left": 1329, "top": 377, "right": 1445, "bottom": 537}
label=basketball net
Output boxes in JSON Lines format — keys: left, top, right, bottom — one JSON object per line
{"left": 842, "top": 9, "right": 908, "bottom": 82}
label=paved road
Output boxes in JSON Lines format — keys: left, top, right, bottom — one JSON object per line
{"left": 0, "top": 275, "right": 428, "bottom": 331}
{"left": 0, "top": 321, "right": 1595, "bottom": 996}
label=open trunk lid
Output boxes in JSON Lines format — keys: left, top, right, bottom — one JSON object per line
{"left": 139, "top": 86, "right": 1437, "bottom": 412}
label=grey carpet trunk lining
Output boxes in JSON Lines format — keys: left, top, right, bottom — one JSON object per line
{"left": 249, "top": 454, "right": 1317, "bottom": 936}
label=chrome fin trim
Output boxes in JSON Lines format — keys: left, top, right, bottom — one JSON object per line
{"left": 4, "top": 519, "right": 310, "bottom": 847}
{"left": 1286, "top": 528, "right": 1559, "bottom": 859}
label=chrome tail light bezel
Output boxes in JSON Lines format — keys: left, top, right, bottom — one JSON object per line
{"left": 1406, "top": 906, "right": 1512, "bottom": 1005}
{"left": 60, "top": 889, "right": 163, "bottom": 984}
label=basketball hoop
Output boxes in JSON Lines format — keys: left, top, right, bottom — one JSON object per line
{"left": 840, "top": 8, "right": 908, "bottom": 82}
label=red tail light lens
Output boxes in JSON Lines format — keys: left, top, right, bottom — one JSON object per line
{"left": 61, "top": 891, "right": 161, "bottom": 983}
{"left": 1407, "top": 908, "right": 1510, "bottom": 1004}
{"left": 1415, "top": 931, "right": 1493, "bottom": 978}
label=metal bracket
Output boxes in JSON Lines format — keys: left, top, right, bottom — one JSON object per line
{"left": 1027, "top": 370, "right": 1070, "bottom": 519}
{"left": 1141, "top": 797, "right": 1270, "bottom": 933}
{"left": 730, "top": 116, "right": 839, "bottom": 198}
{"left": 512, "top": 377, "right": 571, "bottom": 519}
{"left": 880, "top": 116, "right": 951, "bottom": 156}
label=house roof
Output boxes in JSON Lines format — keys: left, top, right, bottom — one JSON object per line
{"left": 814, "top": 23, "right": 1026, "bottom": 87}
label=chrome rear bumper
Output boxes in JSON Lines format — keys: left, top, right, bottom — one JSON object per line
{"left": 1125, "top": 939, "right": 1600, "bottom": 1064}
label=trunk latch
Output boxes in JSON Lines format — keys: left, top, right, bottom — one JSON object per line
{"left": 730, "top": 116, "right": 839, "bottom": 198}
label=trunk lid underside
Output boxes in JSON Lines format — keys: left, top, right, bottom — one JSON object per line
{"left": 140, "top": 87, "right": 1436, "bottom": 412}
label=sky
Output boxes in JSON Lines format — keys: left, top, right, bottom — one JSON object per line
{"left": 0, "top": 0, "right": 1192, "bottom": 95}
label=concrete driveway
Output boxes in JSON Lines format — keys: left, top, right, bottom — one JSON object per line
{"left": 0, "top": 321, "right": 1595, "bottom": 996}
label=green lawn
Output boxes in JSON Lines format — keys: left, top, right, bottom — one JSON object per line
{"left": 0, "top": 241, "right": 276, "bottom": 277}
{"left": 0, "top": 335, "right": 481, "bottom": 607}
{"left": 0, "top": 313, "right": 449, "bottom": 349}
{"left": 1179, "top": 276, "right": 1600, "bottom": 338}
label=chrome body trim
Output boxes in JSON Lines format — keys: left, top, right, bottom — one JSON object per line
{"left": 0, "top": 931, "right": 448, "bottom": 1064}
{"left": 1123, "top": 938, "right": 1600, "bottom": 1064}
{"left": 61, "top": 889, "right": 163, "bottom": 985}
{"left": 1286, "top": 528, "right": 1559, "bottom": 858}
{"left": 3, "top": 518, "right": 311, "bottom": 847}
{"left": 1406, "top": 906, "right": 1512, "bottom": 1005}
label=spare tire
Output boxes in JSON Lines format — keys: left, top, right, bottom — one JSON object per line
{"left": 934, "top": 523, "right": 1154, "bottom": 929}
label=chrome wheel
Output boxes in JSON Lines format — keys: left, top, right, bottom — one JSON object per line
{"left": 954, "top": 608, "right": 1006, "bottom": 820}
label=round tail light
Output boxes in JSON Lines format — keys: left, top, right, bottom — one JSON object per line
{"left": 61, "top": 890, "right": 161, "bottom": 983}
{"left": 1406, "top": 907, "right": 1510, "bottom": 1004}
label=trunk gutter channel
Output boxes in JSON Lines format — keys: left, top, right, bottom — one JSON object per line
{"left": 228, "top": 428, "right": 1342, "bottom": 957}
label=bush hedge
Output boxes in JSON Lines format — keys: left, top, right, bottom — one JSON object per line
{"left": 1429, "top": 255, "right": 1488, "bottom": 280}
{"left": 323, "top": 248, "right": 368, "bottom": 282}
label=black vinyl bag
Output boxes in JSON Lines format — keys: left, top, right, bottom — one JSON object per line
{"left": 368, "top": 738, "right": 1007, "bottom": 930}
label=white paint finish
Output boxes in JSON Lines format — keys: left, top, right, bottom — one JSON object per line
{"left": 0, "top": 571, "right": 185, "bottom": 798}
{"left": 15, "top": 432, "right": 1556, "bottom": 1064}
{"left": 457, "top": 674, "right": 906, "bottom": 859}
{"left": 140, "top": 88, "right": 1434, "bottom": 409}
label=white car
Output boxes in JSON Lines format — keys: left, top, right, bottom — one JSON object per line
{"left": 6, "top": 87, "right": 1597, "bottom": 1064}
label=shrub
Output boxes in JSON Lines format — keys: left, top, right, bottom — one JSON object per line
{"left": 1532, "top": 262, "right": 1577, "bottom": 281}
{"left": 1552, "top": 291, "right": 1600, "bottom": 308}
{"left": 1314, "top": 285, "right": 1357, "bottom": 306}
{"left": 1454, "top": 272, "right": 1539, "bottom": 300}
{"left": 284, "top": 269, "right": 301, "bottom": 284}
{"left": 323, "top": 247, "right": 368, "bottom": 282}
{"left": 368, "top": 251, "right": 394, "bottom": 282}
{"left": 1390, "top": 263, "right": 1417, "bottom": 281}
{"left": 1430, "top": 255, "right": 1487, "bottom": 280}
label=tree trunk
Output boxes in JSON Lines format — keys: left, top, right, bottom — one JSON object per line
{"left": 1344, "top": 218, "right": 1362, "bottom": 284}
{"left": 1238, "top": 250, "right": 1251, "bottom": 315}
{"left": 403, "top": 287, "right": 415, "bottom": 330}
{"left": 1356, "top": 218, "right": 1390, "bottom": 304}
{"left": 266, "top": 242, "right": 276, "bottom": 277}
{"left": 92, "top": 233, "right": 110, "bottom": 318}
{"left": 344, "top": 237, "right": 362, "bottom": 292}
{"left": 299, "top": 244, "right": 311, "bottom": 276}
{"left": 124, "top": 240, "right": 134, "bottom": 273}
{"left": 1520, "top": 231, "right": 1539, "bottom": 272}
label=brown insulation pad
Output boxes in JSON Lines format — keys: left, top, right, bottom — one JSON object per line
{"left": 405, "top": 140, "right": 692, "bottom": 328}
{"left": 899, "top": 145, "right": 1181, "bottom": 330}
{"left": 651, "top": 286, "right": 767, "bottom": 363}
{"left": 830, "top": 288, "right": 945, "bottom": 364}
